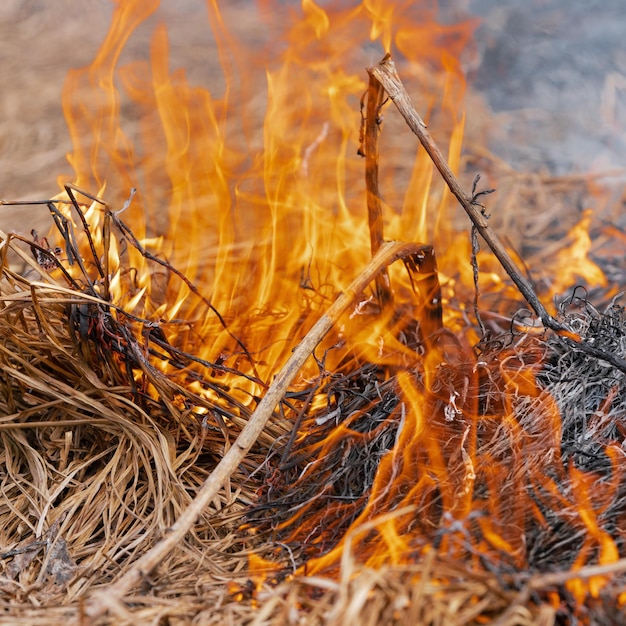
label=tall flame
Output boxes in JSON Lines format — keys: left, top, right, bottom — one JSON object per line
{"left": 56, "top": 0, "right": 620, "bottom": 612}
{"left": 59, "top": 0, "right": 477, "bottom": 396}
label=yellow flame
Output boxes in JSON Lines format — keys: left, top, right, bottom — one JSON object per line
{"left": 56, "top": 1, "right": 617, "bottom": 604}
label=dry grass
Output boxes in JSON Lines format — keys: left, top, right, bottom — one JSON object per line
{"left": 0, "top": 175, "right": 625, "bottom": 626}
{"left": 0, "top": 218, "right": 262, "bottom": 623}
{"left": 2, "top": 5, "right": 626, "bottom": 624}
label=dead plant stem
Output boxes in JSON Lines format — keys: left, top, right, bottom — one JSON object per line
{"left": 367, "top": 55, "right": 555, "bottom": 324}
{"left": 84, "top": 240, "right": 433, "bottom": 619}
{"left": 363, "top": 74, "right": 392, "bottom": 306}
{"left": 368, "top": 55, "right": 626, "bottom": 374}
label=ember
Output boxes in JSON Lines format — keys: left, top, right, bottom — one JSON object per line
{"left": 1, "top": 1, "right": 626, "bottom": 625}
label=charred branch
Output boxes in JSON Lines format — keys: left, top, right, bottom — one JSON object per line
{"left": 368, "top": 54, "right": 626, "bottom": 375}
{"left": 361, "top": 76, "right": 392, "bottom": 307}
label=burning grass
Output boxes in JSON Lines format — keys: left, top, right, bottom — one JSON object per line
{"left": 1, "top": 192, "right": 626, "bottom": 624}
{"left": 2, "top": 111, "right": 626, "bottom": 626}
{"left": 2, "top": 2, "right": 626, "bottom": 625}
{"left": 0, "top": 200, "right": 261, "bottom": 612}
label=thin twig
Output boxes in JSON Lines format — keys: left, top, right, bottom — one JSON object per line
{"left": 83, "top": 239, "right": 434, "bottom": 618}
{"left": 361, "top": 79, "right": 392, "bottom": 307}
{"left": 471, "top": 225, "right": 486, "bottom": 337}
{"left": 368, "top": 54, "right": 626, "bottom": 374}
{"left": 64, "top": 184, "right": 106, "bottom": 280}
{"left": 279, "top": 383, "right": 318, "bottom": 468}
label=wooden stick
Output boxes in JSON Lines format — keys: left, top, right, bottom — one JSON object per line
{"left": 368, "top": 55, "right": 626, "bottom": 374}
{"left": 362, "top": 75, "right": 392, "bottom": 307}
{"left": 83, "top": 239, "right": 434, "bottom": 618}
{"left": 368, "top": 55, "right": 553, "bottom": 324}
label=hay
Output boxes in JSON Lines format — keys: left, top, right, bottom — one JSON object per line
{"left": 1, "top": 186, "right": 626, "bottom": 626}
{"left": 0, "top": 200, "right": 265, "bottom": 624}
{"left": 2, "top": 70, "right": 626, "bottom": 626}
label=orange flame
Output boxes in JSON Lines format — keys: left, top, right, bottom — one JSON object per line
{"left": 58, "top": 0, "right": 478, "bottom": 398}
{"left": 56, "top": 0, "right": 621, "bottom": 613}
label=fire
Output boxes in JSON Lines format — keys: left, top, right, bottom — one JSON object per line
{"left": 49, "top": 0, "right": 624, "bottom": 618}
{"left": 548, "top": 209, "right": 608, "bottom": 294}
{"left": 58, "top": 0, "right": 476, "bottom": 397}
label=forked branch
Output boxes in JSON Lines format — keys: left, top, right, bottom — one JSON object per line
{"left": 368, "top": 55, "right": 626, "bottom": 374}
{"left": 84, "top": 239, "right": 438, "bottom": 617}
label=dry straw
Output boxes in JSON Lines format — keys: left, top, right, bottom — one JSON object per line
{"left": 1, "top": 56, "right": 626, "bottom": 626}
